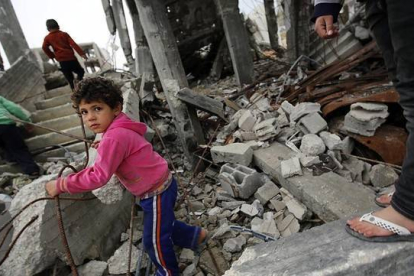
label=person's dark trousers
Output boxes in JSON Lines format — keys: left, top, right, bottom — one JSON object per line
{"left": 140, "top": 178, "right": 201, "bottom": 276}
{"left": 59, "top": 59, "right": 85, "bottom": 90}
{"left": 0, "top": 124, "right": 39, "bottom": 175}
{"left": 366, "top": 0, "right": 414, "bottom": 220}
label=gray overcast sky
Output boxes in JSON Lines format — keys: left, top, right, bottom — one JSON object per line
{"left": 2, "top": 0, "right": 262, "bottom": 68}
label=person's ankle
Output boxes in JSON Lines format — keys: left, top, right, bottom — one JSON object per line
{"left": 198, "top": 229, "right": 207, "bottom": 244}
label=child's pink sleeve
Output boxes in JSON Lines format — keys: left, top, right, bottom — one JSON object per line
{"left": 56, "top": 138, "right": 126, "bottom": 194}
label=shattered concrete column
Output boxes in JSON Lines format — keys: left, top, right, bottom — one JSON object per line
{"left": 134, "top": 0, "right": 205, "bottom": 167}
{"left": 215, "top": 0, "right": 254, "bottom": 86}
{"left": 111, "top": 0, "right": 135, "bottom": 68}
{"left": 125, "top": 0, "right": 154, "bottom": 78}
{"left": 0, "top": 0, "right": 36, "bottom": 65}
{"left": 286, "top": 0, "right": 310, "bottom": 61}
{"left": 264, "top": 0, "right": 279, "bottom": 50}
{"left": 101, "top": 0, "right": 116, "bottom": 35}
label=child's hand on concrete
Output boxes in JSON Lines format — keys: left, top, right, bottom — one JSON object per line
{"left": 45, "top": 180, "right": 59, "bottom": 197}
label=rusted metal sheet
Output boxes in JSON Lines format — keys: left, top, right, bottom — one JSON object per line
{"left": 321, "top": 88, "right": 399, "bottom": 116}
{"left": 348, "top": 124, "right": 407, "bottom": 166}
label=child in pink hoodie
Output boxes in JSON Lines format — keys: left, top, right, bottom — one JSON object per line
{"left": 45, "top": 77, "right": 206, "bottom": 275}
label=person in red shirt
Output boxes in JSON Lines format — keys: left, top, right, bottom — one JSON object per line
{"left": 42, "top": 19, "right": 87, "bottom": 90}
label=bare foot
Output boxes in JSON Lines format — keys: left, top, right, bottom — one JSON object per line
{"left": 376, "top": 193, "right": 392, "bottom": 206}
{"left": 347, "top": 206, "right": 414, "bottom": 237}
{"left": 198, "top": 229, "right": 208, "bottom": 244}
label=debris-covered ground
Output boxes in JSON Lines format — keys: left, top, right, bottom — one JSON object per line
{"left": 0, "top": 40, "right": 404, "bottom": 276}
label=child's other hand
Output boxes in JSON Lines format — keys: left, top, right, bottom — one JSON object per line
{"left": 91, "top": 140, "right": 100, "bottom": 149}
{"left": 45, "top": 180, "right": 59, "bottom": 197}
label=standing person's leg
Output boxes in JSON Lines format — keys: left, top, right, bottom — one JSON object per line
{"left": 59, "top": 61, "right": 75, "bottom": 90}
{"left": 70, "top": 59, "right": 85, "bottom": 82}
{"left": 140, "top": 180, "right": 181, "bottom": 276}
{"left": 347, "top": 0, "right": 414, "bottom": 240}
{"left": 0, "top": 125, "right": 39, "bottom": 175}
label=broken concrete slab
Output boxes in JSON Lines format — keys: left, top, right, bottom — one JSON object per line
{"left": 297, "top": 112, "right": 328, "bottom": 134}
{"left": 223, "top": 235, "right": 246, "bottom": 253}
{"left": 224, "top": 219, "right": 414, "bottom": 276}
{"left": 299, "top": 155, "right": 321, "bottom": 167}
{"left": 218, "top": 163, "right": 263, "bottom": 199}
{"left": 240, "top": 204, "right": 259, "bottom": 217}
{"left": 31, "top": 103, "right": 74, "bottom": 123}
{"left": 290, "top": 102, "right": 321, "bottom": 122}
{"left": 71, "top": 260, "right": 108, "bottom": 276}
{"left": 0, "top": 175, "right": 132, "bottom": 275}
{"left": 281, "top": 157, "right": 303, "bottom": 178}
{"left": 299, "top": 134, "right": 325, "bottom": 156}
{"left": 107, "top": 242, "right": 140, "bottom": 274}
{"left": 349, "top": 102, "right": 389, "bottom": 121}
{"left": 344, "top": 113, "right": 385, "bottom": 137}
{"left": 280, "top": 101, "right": 294, "bottom": 115}
{"left": 35, "top": 93, "right": 71, "bottom": 110}
{"left": 253, "top": 142, "right": 378, "bottom": 222}
{"left": 369, "top": 164, "right": 399, "bottom": 188}
{"left": 284, "top": 198, "right": 307, "bottom": 220}
{"left": 211, "top": 143, "right": 253, "bottom": 166}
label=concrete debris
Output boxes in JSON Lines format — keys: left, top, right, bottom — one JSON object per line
{"left": 253, "top": 118, "right": 281, "bottom": 141}
{"left": 297, "top": 112, "right": 328, "bottom": 134}
{"left": 319, "top": 131, "right": 343, "bottom": 150}
{"left": 344, "top": 102, "right": 389, "bottom": 136}
{"left": 354, "top": 25, "right": 371, "bottom": 40}
{"left": 290, "top": 102, "right": 321, "bottom": 122}
{"left": 223, "top": 235, "right": 247, "bottom": 253}
{"left": 107, "top": 242, "right": 141, "bottom": 274}
{"left": 281, "top": 157, "right": 303, "bottom": 178}
{"left": 299, "top": 155, "right": 321, "bottom": 167}
{"left": 240, "top": 203, "right": 259, "bottom": 217}
{"left": 285, "top": 198, "right": 307, "bottom": 220}
{"left": 211, "top": 143, "right": 254, "bottom": 166}
{"left": 300, "top": 134, "right": 326, "bottom": 156}
{"left": 238, "top": 109, "right": 257, "bottom": 131}
{"left": 70, "top": 260, "right": 108, "bottom": 276}
{"left": 280, "top": 101, "right": 294, "bottom": 115}
{"left": 369, "top": 164, "right": 399, "bottom": 188}
{"left": 92, "top": 175, "right": 124, "bottom": 204}
{"left": 180, "top": 248, "right": 195, "bottom": 262}
{"left": 183, "top": 263, "right": 197, "bottom": 276}
{"left": 254, "top": 180, "right": 280, "bottom": 205}
{"left": 219, "top": 163, "right": 264, "bottom": 199}
{"left": 341, "top": 136, "right": 355, "bottom": 155}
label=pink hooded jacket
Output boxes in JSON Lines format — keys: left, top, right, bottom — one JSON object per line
{"left": 56, "top": 113, "right": 169, "bottom": 198}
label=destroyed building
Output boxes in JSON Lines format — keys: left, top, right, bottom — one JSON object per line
{"left": 0, "top": 0, "right": 413, "bottom": 275}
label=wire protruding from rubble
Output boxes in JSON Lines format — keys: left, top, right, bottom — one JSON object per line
{"left": 276, "top": 55, "right": 322, "bottom": 104}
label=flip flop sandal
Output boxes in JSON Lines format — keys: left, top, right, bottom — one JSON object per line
{"left": 345, "top": 212, "right": 414, "bottom": 242}
{"left": 374, "top": 192, "right": 394, "bottom": 208}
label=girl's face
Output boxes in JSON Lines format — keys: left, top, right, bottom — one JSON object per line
{"left": 79, "top": 99, "right": 121, "bottom": 133}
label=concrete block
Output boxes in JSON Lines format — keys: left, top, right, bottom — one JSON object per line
{"left": 290, "top": 102, "right": 321, "bottom": 122}
{"left": 300, "top": 134, "right": 326, "bottom": 156}
{"left": 297, "top": 112, "right": 328, "bottom": 134}
{"left": 236, "top": 131, "right": 257, "bottom": 141}
{"left": 270, "top": 198, "right": 286, "bottom": 211}
{"left": 281, "top": 157, "right": 303, "bottom": 178}
{"left": 285, "top": 198, "right": 307, "bottom": 220}
{"left": 276, "top": 110, "right": 290, "bottom": 127}
{"left": 32, "top": 114, "right": 81, "bottom": 136}
{"left": 253, "top": 142, "right": 377, "bottom": 222}
{"left": 211, "top": 143, "right": 253, "bottom": 166}
{"left": 35, "top": 93, "right": 71, "bottom": 110}
{"left": 183, "top": 263, "right": 197, "bottom": 276}
{"left": 240, "top": 204, "right": 259, "bottom": 217}
{"left": 224, "top": 219, "right": 414, "bottom": 276}
{"left": 221, "top": 201, "right": 246, "bottom": 210}
{"left": 180, "top": 248, "right": 195, "bottom": 262}
{"left": 31, "top": 103, "right": 74, "bottom": 123}
{"left": 254, "top": 181, "right": 280, "bottom": 205}
{"left": 370, "top": 164, "right": 399, "bottom": 188}
{"left": 238, "top": 109, "right": 256, "bottom": 131}
{"left": 319, "top": 131, "right": 342, "bottom": 150}
{"left": 280, "top": 101, "right": 294, "bottom": 115}
{"left": 362, "top": 162, "right": 372, "bottom": 185}
{"left": 327, "top": 150, "right": 343, "bottom": 170}
{"left": 223, "top": 235, "right": 246, "bottom": 253}
{"left": 219, "top": 163, "right": 264, "bottom": 199}
{"left": 253, "top": 118, "right": 281, "bottom": 141}
{"left": 280, "top": 217, "right": 300, "bottom": 237}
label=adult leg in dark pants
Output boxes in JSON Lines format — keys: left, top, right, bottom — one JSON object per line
{"left": 0, "top": 125, "right": 39, "bottom": 175}
{"left": 348, "top": 0, "right": 414, "bottom": 238}
{"left": 60, "top": 59, "right": 85, "bottom": 90}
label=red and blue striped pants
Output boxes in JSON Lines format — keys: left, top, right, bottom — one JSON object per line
{"left": 140, "top": 178, "right": 201, "bottom": 275}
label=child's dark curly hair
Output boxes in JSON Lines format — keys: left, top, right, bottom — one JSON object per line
{"left": 71, "top": 77, "right": 124, "bottom": 112}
